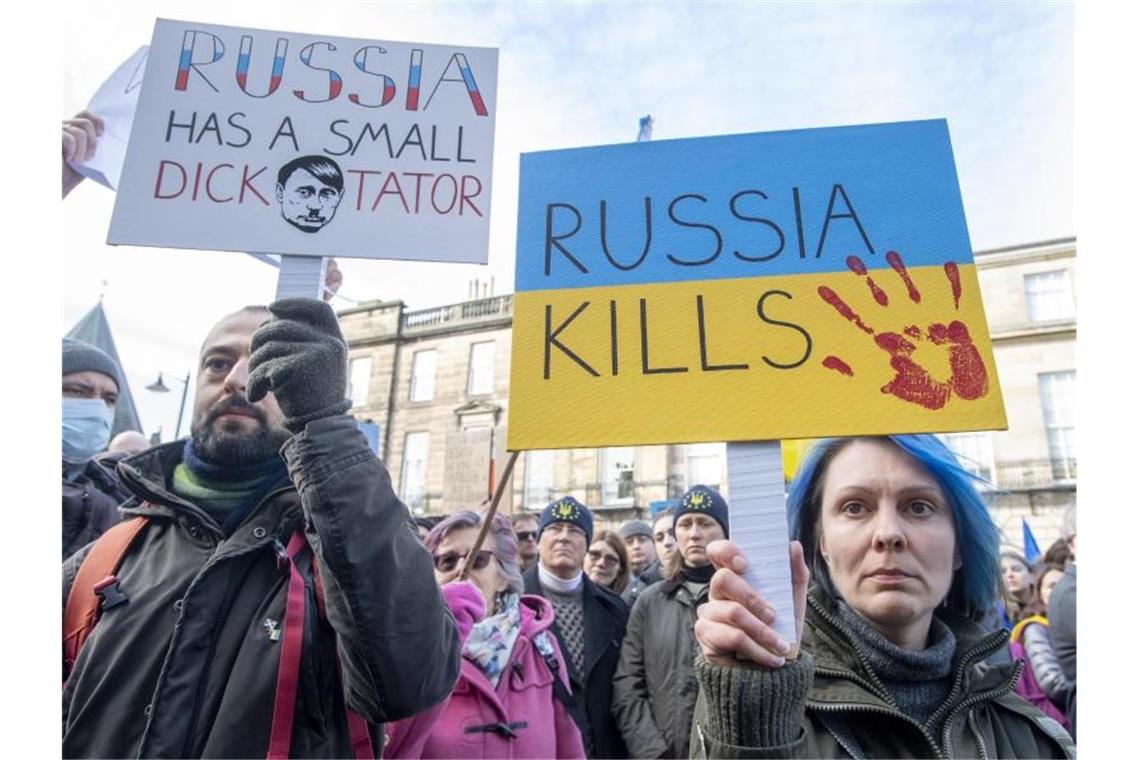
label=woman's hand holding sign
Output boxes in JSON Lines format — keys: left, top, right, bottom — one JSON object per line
{"left": 695, "top": 539, "right": 810, "bottom": 668}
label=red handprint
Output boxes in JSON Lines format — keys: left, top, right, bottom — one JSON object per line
{"left": 818, "top": 251, "right": 987, "bottom": 411}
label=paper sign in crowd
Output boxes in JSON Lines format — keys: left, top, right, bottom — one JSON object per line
{"left": 507, "top": 120, "right": 1007, "bottom": 451}
{"left": 109, "top": 19, "right": 498, "bottom": 264}
{"left": 71, "top": 46, "right": 149, "bottom": 191}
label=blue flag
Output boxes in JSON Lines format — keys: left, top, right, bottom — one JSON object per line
{"left": 357, "top": 421, "right": 380, "bottom": 454}
{"left": 637, "top": 114, "right": 654, "bottom": 142}
{"left": 1022, "top": 517, "right": 1042, "bottom": 564}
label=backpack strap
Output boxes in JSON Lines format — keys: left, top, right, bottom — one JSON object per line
{"left": 534, "top": 634, "right": 590, "bottom": 739}
{"left": 63, "top": 515, "right": 149, "bottom": 675}
{"left": 1009, "top": 614, "right": 1049, "bottom": 645}
{"left": 267, "top": 531, "right": 309, "bottom": 760}
{"left": 269, "top": 529, "right": 374, "bottom": 760}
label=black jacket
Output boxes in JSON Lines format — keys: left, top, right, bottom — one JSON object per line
{"left": 62, "top": 458, "right": 129, "bottom": 560}
{"left": 523, "top": 564, "right": 630, "bottom": 758}
{"left": 62, "top": 416, "right": 460, "bottom": 758}
{"left": 621, "top": 559, "right": 664, "bottom": 606}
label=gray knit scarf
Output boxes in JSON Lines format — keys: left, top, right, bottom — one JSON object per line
{"left": 835, "top": 601, "right": 956, "bottom": 725}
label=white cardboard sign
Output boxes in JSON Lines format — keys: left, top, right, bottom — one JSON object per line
{"left": 109, "top": 19, "right": 498, "bottom": 264}
{"left": 71, "top": 45, "right": 149, "bottom": 191}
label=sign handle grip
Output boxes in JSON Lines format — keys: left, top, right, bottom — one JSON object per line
{"left": 726, "top": 440, "right": 799, "bottom": 658}
{"left": 461, "top": 450, "right": 521, "bottom": 581}
{"left": 274, "top": 254, "right": 326, "bottom": 300}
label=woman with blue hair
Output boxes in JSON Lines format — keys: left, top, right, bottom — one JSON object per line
{"left": 689, "top": 435, "right": 1075, "bottom": 758}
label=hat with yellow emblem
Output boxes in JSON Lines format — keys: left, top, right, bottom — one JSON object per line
{"left": 674, "top": 485, "right": 729, "bottom": 537}
{"left": 539, "top": 495, "right": 594, "bottom": 544}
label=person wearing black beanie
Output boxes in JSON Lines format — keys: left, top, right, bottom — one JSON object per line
{"left": 537, "top": 494, "right": 594, "bottom": 545}
{"left": 613, "top": 484, "right": 729, "bottom": 758}
{"left": 523, "top": 495, "right": 629, "bottom": 758}
{"left": 672, "top": 484, "right": 729, "bottom": 540}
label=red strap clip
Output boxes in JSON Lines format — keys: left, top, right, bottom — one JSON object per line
{"left": 93, "top": 575, "right": 128, "bottom": 611}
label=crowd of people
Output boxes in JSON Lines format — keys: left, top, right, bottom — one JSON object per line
{"left": 996, "top": 520, "right": 1079, "bottom": 739}
{"left": 62, "top": 112, "right": 1077, "bottom": 758}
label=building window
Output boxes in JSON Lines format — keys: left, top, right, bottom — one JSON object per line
{"left": 524, "top": 449, "right": 555, "bottom": 510}
{"left": 601, "top": 447, "right": 636, "bottom": 504}
{"left": 400, "top": 432, "right": 429, "bottom": 513}
{"left": 685, "top": 442, "right": 725, "bottom": 492}
{"left": 1025, "top": 270, "right": 1075, "bottom": 323}
{"left": 348, "top": 356, "right": 372, "bottom": 408}
{"left": 1038, "top": 371, "right": 1076, "bottom": 481}
{"left": 467, "top": 341, "right": 495, "bottom": 395}
{"left": 410, "top": 350, "right": 437, "bottom": 402}
{"left": 939, "top": 432, "right": 995, "bottom": 484}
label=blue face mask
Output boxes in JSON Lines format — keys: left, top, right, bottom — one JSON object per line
{"left": 62, "top": 397, "right": 115, "bottom": 464}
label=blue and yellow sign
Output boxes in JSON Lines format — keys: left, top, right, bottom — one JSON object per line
{"left": 507, "top": 120, "right": 1007, "bottom": 450}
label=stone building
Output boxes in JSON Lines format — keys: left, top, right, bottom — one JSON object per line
{"left": 951, "top": 237, "right": 1076, "bottom": 548}
{"left": 339, "top": 237, "right": 1076, "bottom": 543}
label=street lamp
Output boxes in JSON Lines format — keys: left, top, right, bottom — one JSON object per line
{"left": 146, "top": 371, "right": 191, "bottom": 440}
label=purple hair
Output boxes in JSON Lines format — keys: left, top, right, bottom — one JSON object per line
{"left": 424, "top": 510, "right": 523, "bottom": 594}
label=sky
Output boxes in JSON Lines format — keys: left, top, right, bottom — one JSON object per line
{"left": 62, "top": 0, "right": 1074, "bottom": 440}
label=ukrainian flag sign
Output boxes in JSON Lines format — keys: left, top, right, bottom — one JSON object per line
{"left": 507, "top": 120, "right": 1007, "bottom": 450}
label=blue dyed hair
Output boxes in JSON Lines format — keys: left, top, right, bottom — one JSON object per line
{"left": 787, "top": 434, "right": 1000, "bottom": 619}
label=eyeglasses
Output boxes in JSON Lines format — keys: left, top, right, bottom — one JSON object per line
{"left": 515, "top": 531, "right": 538, "bottom": 542}
{"left": 587, "top": 550, "right": 620, "bottom": 568}
{"left": 433, "top": 549, "right": 493, "bottom": 573}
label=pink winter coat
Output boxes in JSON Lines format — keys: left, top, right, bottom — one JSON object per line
{"left": 384, "top": 583, "right": 586, "bottom": 759}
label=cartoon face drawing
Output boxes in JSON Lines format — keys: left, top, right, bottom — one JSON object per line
{"left": 275, "top": 155, "right": 345, "bottom": 233}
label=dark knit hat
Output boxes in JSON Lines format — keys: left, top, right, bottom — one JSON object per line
{"left": 619, "top": 520, "right": 653, "bottom": 541}
{"left": 62, "top": 338, "right": 120, "bottom": 391}
{"left": 539, "top": 495, "right": 594, "bottom": 544}
{"left": 674, "top": 485, "right": 730, "bottom": 538}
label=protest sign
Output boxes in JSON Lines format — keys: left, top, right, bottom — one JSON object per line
{"left": 507, "top": 120, "right": 1008, "bottom": 651}
{"left": 109, "top": 19, "right": 498, "bottom": 264}
{"left": 507, "top": 119, "right": 1007, "bottom": 450}
{"left": 71, "top": 46, "right": 149, "bottom": 191}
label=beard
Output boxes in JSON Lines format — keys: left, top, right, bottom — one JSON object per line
{"left": 190, "top": 395, "right": 290, "bottom": 466}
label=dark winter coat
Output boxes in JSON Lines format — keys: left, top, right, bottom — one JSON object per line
{"left": 62, "top": 416, "right": 460, "bottom": 758}
{"left": 621, "top": 560, "right": 664, "bottom": 606}
{"left": 523, "top": 564, "right": 629, "bottom": 759}
{"left": 690, "top": 586, "right": 1076, "bottom": 759}
{"left": 62, "top": 458, "right": 129, "bottom": 560}
{"left": 613, "top": 575, "right": 706, "bottom": 758}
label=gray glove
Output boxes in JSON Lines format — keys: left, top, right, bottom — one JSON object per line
{"left": 247, "top": 298, "right": 352, "bottom": 434}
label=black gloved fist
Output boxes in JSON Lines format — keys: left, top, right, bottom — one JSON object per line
{"left": 248, "top": 298, "right": 352, "bottom": 434}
